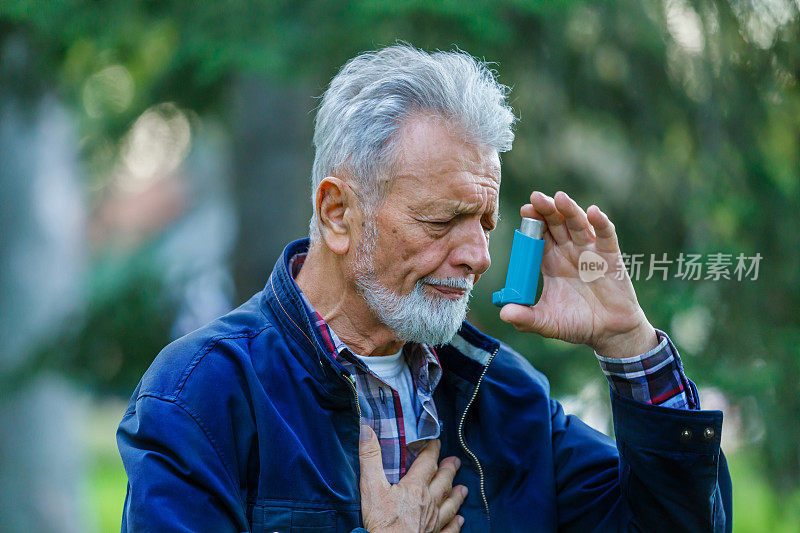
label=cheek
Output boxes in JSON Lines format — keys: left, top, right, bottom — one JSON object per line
{"left": 410, "top": 240, "right": 453, "bottom": 278}
{"left": 380, "top": 228, "right": 414, "bottom": 262}
{"left": 395, "top": 233, "right": 416, "bottom": 262}
{"left": 383, "top": 222, "right": 423, "bottom": 259}
{"left": 383, "top": 230, "right": 446, "bottom": 277}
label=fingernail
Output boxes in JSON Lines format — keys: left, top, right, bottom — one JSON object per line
{"left": 457, "top": 515, "right": 465, "bottom": 526}
{"left": 461, "top": 486, "right": 469, "bottom": 497}
{"left": 454, "top": 457, "right": 461, "bottom": 469}
{"left": 360, "top": 424, "right": 371, "bottom": 442}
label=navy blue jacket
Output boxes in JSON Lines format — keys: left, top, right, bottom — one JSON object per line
{"left": 118, "top": 238, "right": 732, "bottom": 532}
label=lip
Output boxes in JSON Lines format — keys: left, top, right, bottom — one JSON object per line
{"left": 428, "top": 284, "right": 467, "bottom": 300}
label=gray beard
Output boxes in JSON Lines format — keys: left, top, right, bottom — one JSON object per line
{"left": 352, "top": 225, "right": 473, "bottom": 346}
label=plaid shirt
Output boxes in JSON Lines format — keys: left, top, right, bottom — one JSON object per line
{"left": 288, "top": 253, "right": 697, "bottom": 483}
{"left": 595, "top": 329, "right": 697, "bottom": 409}
{"left": 289, "top": 253, "right": 442, "bottom": 484}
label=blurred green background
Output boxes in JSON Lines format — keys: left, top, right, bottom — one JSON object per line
{"left": 1, "top": 1, "right": 798, "bottom": 531}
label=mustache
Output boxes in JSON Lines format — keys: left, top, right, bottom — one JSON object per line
{"left": 421, "top": 276, "right": 474, "bottom": 291}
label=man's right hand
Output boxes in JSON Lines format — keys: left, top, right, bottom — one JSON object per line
{"left": 358, "top": 425, "right": 468, "bottom": 532}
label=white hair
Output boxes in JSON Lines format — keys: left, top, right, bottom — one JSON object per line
{"left": 309, "top": 43, "right": 516, "bottom": 240}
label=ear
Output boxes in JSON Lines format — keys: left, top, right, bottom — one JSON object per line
{"left": 315, "top": 177, "right": 361, "bottom": 255}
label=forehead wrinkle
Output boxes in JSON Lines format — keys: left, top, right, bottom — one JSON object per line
{"left": 415, "top": 189, "right": 499, "bottom": 222}
{"left": 401, "top": 168, "right": 497, "bottom": 201}
{"left": 394, "top": 160, "right": 499, "bottom": 186}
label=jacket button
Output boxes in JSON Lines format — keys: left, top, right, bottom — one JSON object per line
{"left": 703, "top": 427, "right": 716, "bottom": 440}
{"left": 679, "top": 428, "right": 693, "bottom": 442}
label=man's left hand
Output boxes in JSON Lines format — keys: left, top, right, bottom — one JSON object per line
{"left": 499, "top": 190, "right": 658, "bottom": 358}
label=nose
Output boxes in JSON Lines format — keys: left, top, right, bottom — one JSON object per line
{"left": 450, "top": 219, "right": 492, "bottom": 278}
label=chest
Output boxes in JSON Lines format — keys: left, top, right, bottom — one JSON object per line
{"left": 242, "top": 374, "right": 558, "bottom": 532}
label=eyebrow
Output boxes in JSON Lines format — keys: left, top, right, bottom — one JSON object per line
{"left": 421, "top": 200, "right": 499, "bottom": 224}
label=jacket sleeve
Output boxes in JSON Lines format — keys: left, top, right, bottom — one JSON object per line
{"left": 552, "top": 389, "right": 732, "bottom": 532}
{"left": 117, "top": 394, "right": 248, "bottom": 533}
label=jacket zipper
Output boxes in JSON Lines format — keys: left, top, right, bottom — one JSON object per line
{"left": 343, "top": 372, "right": 362, "bottom": 421}
{"left": 457, "top": 345, "right": 499, "bottom": 529}
{"left": 344, "top": 345, "right": 498, "bottom": 526}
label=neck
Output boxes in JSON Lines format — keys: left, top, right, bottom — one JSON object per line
{"left": 295, "top": 241, "right": 404, "bottom": 357}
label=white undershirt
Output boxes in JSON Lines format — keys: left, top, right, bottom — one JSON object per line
{"left": 353, "top": 348, "right": 419, "bottom": 443}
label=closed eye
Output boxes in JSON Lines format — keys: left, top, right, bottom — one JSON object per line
{"left": 427, "top": 219, "right": 453, "bottom": 227}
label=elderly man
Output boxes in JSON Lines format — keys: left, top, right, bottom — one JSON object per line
{"left": 118, "top": 45, "right": 731, "bottom": 532}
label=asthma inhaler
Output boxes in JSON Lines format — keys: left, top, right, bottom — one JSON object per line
{"left": 492, "top": 217, "right": 546, "bottom": 307}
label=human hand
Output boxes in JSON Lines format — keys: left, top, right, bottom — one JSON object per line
{"left": 359, "top": 425, "right": 467, "bottom": 533}
{"left": 499, "top": 191, "right": 658, "bottom": 358}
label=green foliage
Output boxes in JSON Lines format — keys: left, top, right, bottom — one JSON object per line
{"left": 61, "top": 251, "right": 178, "bottom": 396}
{"left": 0, "top": 247, "right": 178, "bottom": 398}
{"left": 3, "top": 0, "right": 799, "bottom": 492}
{"left": 729, "top": 449, "right": 800, "bottom": 532}
{"left": 90, "top": 446, "right": 127, "bottom": 533}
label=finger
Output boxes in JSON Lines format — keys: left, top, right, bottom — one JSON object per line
{"left": 403, "top": 438, "right": 441, "bottom": 485}
{"left": 437, "top": 486, "right": 468, "bottom": 531}
{"left": 428, "top": 456, "right": 461, "bottom": 505}
{"left": 358, "top": 425, "right": 390, "bottom": 492}
{"left": 554, "top": 191, "right": 595, "bottom": 246}
{"left": 517, "top": 204, "right": 557, "bottom": 257}
{"left": 499, "top": 302, "right": 555, "bottom": 337}
{"left": 440, "top": 515, "right": 465, "bottom": 533}
{"left": 519, "top": 202, "right": 544, "bottom": 221}
{"left": 528, "top": 191, "right": 570, "bottom": 245}
{"left": 587, "top": 205, "right": 619, "bottom": 254}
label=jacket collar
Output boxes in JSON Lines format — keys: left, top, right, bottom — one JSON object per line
{"left": 261, "top": 238, "right": 500, "bottom": 385}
